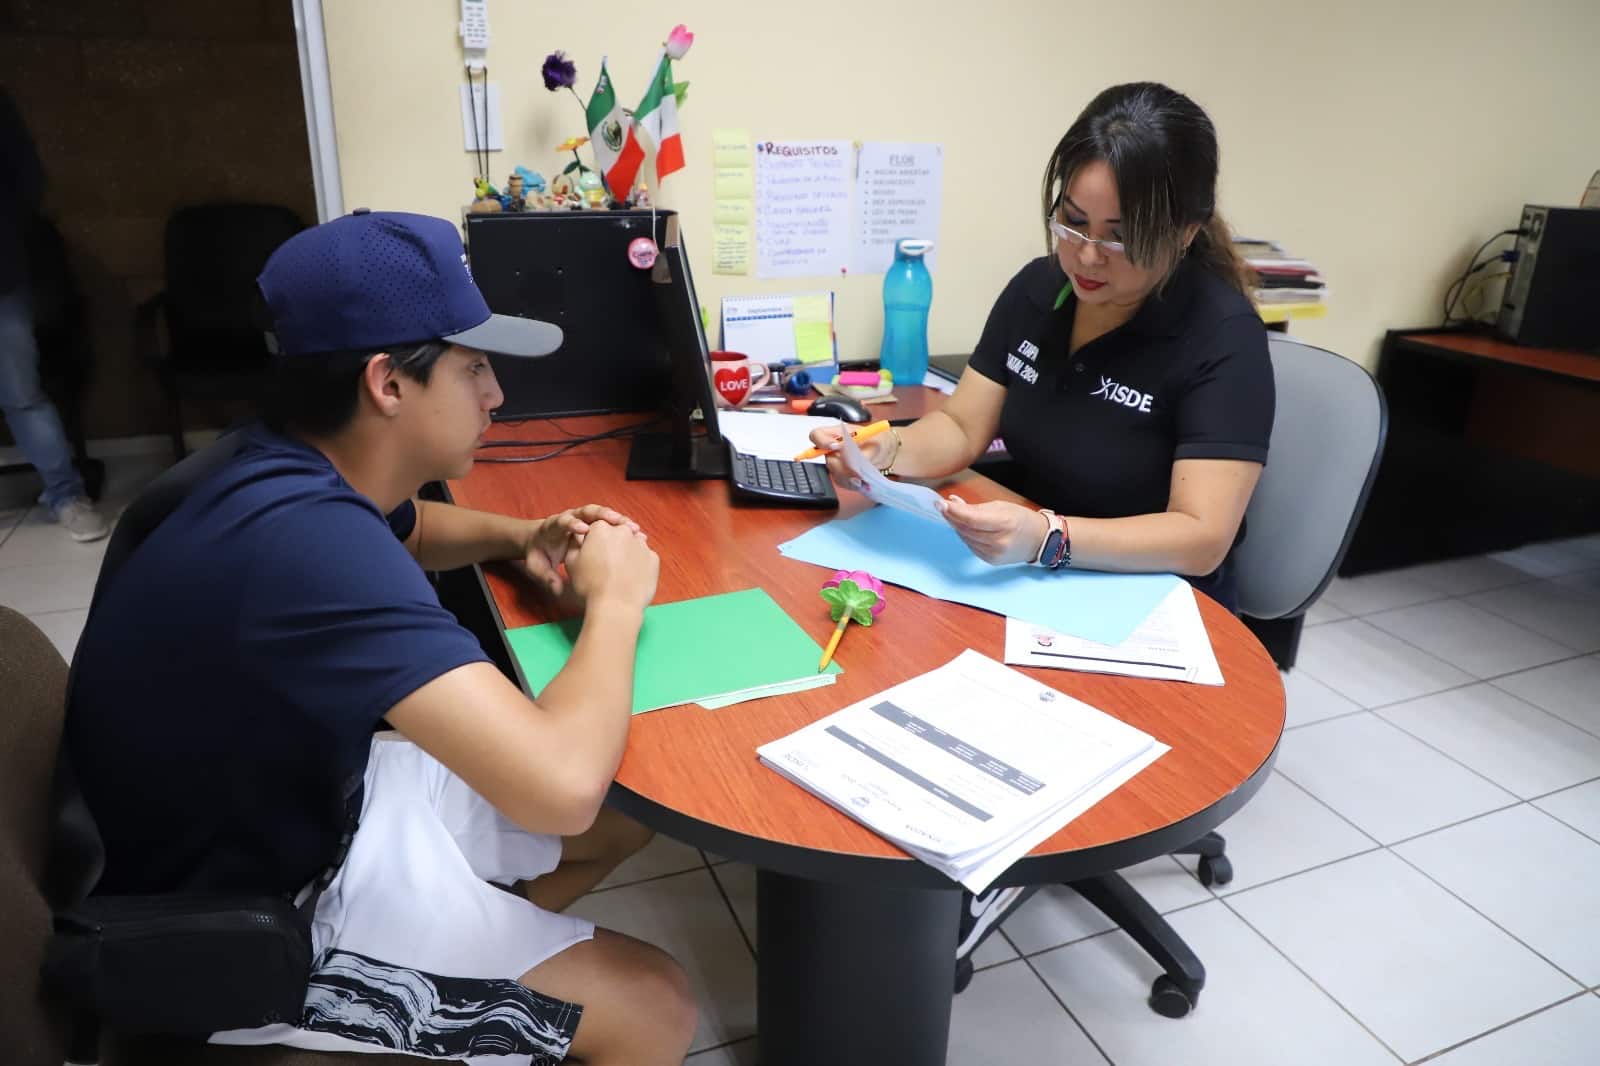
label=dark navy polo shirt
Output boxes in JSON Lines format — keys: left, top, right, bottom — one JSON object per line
{"left": 66, "top": 426, "right": 489, "bottom": 897}
{"left": 968, "top": 255, "right": 1274, "bottom": 609}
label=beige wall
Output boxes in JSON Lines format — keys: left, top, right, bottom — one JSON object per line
{"left": 322, "top": 0, "right": 1599, "bottom": 370}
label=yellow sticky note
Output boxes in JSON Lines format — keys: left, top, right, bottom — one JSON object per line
{"left": 713, "top": 224, "right": 751, "bottom": 276}
{"left": 713, "top": 166, "right": 754, "bottom": 199}
{"left": 712, "top": 128, "right": 754, "bottom": 168}
{"left": 792, "top": 293, "right": 831, "bottom": 323}
{"left": 713, "top": 198, "right": 754, "bottom": 226}
{"left": 792, "top": 294, "right": 834, "bottom": 364}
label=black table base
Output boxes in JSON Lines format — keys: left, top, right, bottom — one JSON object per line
{"left": 756, "top": 869, "right": 961, "bottom": 1066}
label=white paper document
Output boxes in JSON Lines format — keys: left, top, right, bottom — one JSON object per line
{"left": 838, "top": 430, "right": 947, "bottom": 521}
{"left": 715, "top": 410, "right": 836, "bottom": 463}
{"left": 851, "top": 142, "right": 944, "bottom": 275}
{"left": 757, "top": 650, "right": 1169, "bottom": 892}
{"left": 755, "top": 139, "right": 854, "bottom": 278}
{"left": 1004, "top": 582, "right": 1224, "bottom": 686}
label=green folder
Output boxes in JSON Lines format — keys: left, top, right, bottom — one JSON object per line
{"left": 506, "top": 588, "right": 843, "bottom": 714}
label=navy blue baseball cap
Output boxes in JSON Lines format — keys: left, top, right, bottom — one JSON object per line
{"left": 258, "top": 209, "right": 562, "bottom": 359}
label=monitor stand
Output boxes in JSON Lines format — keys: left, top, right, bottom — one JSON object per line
{"left": 625, "top": 432, "right": 731, "bottom": 481}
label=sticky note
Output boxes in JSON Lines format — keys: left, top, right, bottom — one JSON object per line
{"left": 713, "top": 224, "right": 752, "bottom": 275}
{"left": 791, "top": 293, "right": 834, "bottom": 364}
{"left": 714, "top": 199, "right": 754, "bottom": 226}
{"left": 714, "top": 166, "right": 755, "bottom": 199}
{"left": 712, "top": 128, "right": 754, "bottom": 168}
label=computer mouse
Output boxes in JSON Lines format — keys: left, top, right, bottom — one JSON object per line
{"left": 807, "top": 395, "right": 872, "bottom": 424}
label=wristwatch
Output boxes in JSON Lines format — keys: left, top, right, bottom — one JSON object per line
{"left": 1035, "top": 510, "right": 1071, "bottom": 569}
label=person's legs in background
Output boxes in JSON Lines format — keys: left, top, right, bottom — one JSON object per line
{"left": 0, "top": 286, "right": 105, "bottom": 541}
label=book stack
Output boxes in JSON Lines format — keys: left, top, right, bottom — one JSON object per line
{"left": 757, "top": 650, "right": 1168, "bottom": 892}
{"left": 1235, "top": 237, "right": 1325, "bottom": 307}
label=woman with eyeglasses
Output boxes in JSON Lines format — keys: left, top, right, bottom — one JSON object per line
{"left": 811, "top": 81, "right": 1273, "bottom": 614}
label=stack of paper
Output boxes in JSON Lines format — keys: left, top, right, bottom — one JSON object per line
{"left": 715, "top": 409, "right": 837, "bottom": 462}
{"left": 758, "top": 650, "right": 1168, "bottom": 892}
{"left": 1234, "top": 236, "right": 1327, "bottom": 307}
{"left": 506, "top": 588, "right": 840, "bottom": 714}
{"left": 1004, "top": 582, "right": 1223, "bottom": 685}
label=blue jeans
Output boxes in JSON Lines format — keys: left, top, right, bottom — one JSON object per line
{"left": 0, "top": 286, "right": 85, "bottom": 510}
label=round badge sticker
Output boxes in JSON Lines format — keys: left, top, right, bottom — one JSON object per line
{"left": 628, "top": 237, "right": 659, "bottom": 269}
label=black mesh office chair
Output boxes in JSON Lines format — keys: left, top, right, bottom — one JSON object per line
{"left": 136, "top": 204, "right": 304, "bottom": 460}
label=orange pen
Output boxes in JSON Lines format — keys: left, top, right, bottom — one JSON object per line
{"left": 793, "top": 419, "right": 891, "bottom": 461}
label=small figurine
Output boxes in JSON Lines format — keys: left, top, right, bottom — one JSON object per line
{"left": 577, "top": 170, "right": 606, "bottom": 209}
{"left": 469, "top": 176, "right": 503, "bottom": 214}
{"left": 518, "top": 167, "right": 547, "bottom": 195}
{"left": 548, "top": 173, "right": 583, "bottom": 209}
{"left": 502, "top": 173, "right": 526, "bottom": 211}
{"left": 631, "top": 181, "right": 651, "bottom": 209}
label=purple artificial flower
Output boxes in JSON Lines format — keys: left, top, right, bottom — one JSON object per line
{"left": 541, "top": 50, "right": 577, "bottom": 91}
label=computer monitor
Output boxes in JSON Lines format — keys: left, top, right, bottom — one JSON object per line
{"left": 625, "top": 221, "right": 731, "bottom": 481}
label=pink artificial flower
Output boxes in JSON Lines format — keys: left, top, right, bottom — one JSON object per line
{"left": 824, "top": 569, "right": 886, "bottom": 617}
{"left": 665, "top": 24, "right": 695, "bottom": 60}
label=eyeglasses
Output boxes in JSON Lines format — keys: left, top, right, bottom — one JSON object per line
{"left": 1047, "top": 217, "right": 1127, "bottom": 259}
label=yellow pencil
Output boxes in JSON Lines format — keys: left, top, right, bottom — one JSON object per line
{"left": 794, "top": 419, "right": 891, "bottom": 461}
{"left": 818, "top": 616, "right": 850, "bottom": 672}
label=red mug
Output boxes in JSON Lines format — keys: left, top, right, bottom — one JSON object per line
{"left": 708, "top": 351, "right": 772, "bottom": 408}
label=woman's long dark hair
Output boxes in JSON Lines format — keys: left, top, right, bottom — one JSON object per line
{"left": 1041, "top": 82, "right": 1252, "bottom": 294}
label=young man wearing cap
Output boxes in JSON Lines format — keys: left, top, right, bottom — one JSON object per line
{"left": 66, "top": 210, "right": 695, "bottom": 1065}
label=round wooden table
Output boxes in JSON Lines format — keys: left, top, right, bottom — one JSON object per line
{"left": 447, "top": 413, "right": 1285, "bottom": 1066}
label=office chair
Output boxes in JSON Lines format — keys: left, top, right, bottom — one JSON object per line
{"left": 136, "top": 204, "right": 304, "bottom": 461}
{"left": 962, "top": 337, "right": 1388, "bottom": 1017}
{"left": 2, "top": 433, "right": 445, "bottom": 1066}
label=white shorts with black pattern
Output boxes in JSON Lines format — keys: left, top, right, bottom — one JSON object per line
{"left": 210, "top": 734, "right": 594, "bottom": 1066}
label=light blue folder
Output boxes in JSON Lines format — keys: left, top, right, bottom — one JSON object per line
{"left": 777, "top": 506, "right": 1181, "bottom": 646}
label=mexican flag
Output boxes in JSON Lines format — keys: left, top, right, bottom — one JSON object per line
{"left": 585, "top": 59, "right": 627, "bottom": 183}
{"left": 607, "top": 50, "right": 684, "bottom": 197}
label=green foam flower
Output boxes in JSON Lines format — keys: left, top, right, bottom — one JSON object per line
{"left": 820, "top": 579, "right": 880, "bottom": 627}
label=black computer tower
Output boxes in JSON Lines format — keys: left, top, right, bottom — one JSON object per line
{"left": 465, "top": 210, "right": 676, "bottom": 419}
{"left": 1496, "top": 206, "right": 1600, "bottom": 350}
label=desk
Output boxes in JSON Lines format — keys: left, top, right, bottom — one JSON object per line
{"left": 1342, "top": 329, "right": 1600, "bottom": 574}
{"left": 443, "top": 406, "right": 1284, "bottom": 1066}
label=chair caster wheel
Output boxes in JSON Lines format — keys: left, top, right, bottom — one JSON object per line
{"left": 1197, "top": 855, "right": 1233, "bottom": 887}
{"left": 954, "top": 957, "right": 975, "bottom": 994}
{"left": 1148, "top": 974, "right": 1196, "bottom": 1018}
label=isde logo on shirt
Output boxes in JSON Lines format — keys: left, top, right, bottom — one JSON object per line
{"left": 1092, "top": 375, "right": 1154, "bottom": 413}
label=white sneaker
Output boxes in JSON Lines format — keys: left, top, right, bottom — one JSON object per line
{"left": 53, "top": 497, "right": 109, "bottom": 542}
{"left": 956, "top": 884, "right": 1024, "bottom": 960}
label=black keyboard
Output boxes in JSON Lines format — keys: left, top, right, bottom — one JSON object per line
{"left": 728, "top": 445, "right": 839, "bottom": 509}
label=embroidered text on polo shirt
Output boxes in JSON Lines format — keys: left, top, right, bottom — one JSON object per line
{"left": 1007, "top": 339, "right": 1041, "bottom": 384}
{"left": 1092, "top": 376, "right": 1154, "bottom": 413}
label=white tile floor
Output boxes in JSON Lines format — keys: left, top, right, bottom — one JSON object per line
{"left": 6, "top": 455, "right": 1600, "bottom": 1065}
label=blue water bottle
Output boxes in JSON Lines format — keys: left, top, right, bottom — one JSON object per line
{"left": 879, "top": 238, "right": 934, "bottom": 384}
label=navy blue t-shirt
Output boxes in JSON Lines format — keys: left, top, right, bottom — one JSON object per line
{"left": 66, "top": 427, "right": 489, "bottom": 896}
